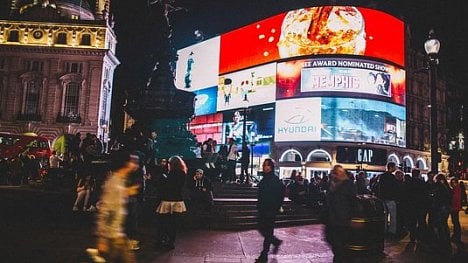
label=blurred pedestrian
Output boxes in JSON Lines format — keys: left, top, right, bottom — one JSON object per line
{"left": 240, "top": 142, "right": 250, "bottom": 184}
{"left": 155, "top": 156, "right": 187, "bottom": 250}
{"left": 449, "top": 177, "right": 463, "bottom": 244}
{"left": 255, "top": 158, "right": 284, "bottom": 263}
{"left": 95, "top": 150, "right": 139, "bottom": 263}
{"left": 325, "top": 165, "right": 357, "bottom": 263}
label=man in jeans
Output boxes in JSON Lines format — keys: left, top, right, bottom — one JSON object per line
{"left": 378, "top": 162, "right": 399, "bottom": 238}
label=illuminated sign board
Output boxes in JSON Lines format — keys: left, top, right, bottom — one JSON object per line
{"left": 336, "top": 146, "right": 388, "bottom": 165}
{"left": 217, "top": 63, "right": 276, "bottom": 111}
{"left": 275, "top": 98, "right": 322, "bottom": 142}
{"left": 277, "top": 57, "right": 406, "bottom": 105}
{"left": 219, "top": 6, "right": 404, "bottom": 74}
{"left": 175, "top": 36, "right": 220, "bottom": 91}
{"left": 275, "top": 97, "right": 406, "bottom": 146}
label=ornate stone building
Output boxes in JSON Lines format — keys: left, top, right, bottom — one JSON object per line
{"left": 0, "top": 0, "right": 119, "bottom": 142}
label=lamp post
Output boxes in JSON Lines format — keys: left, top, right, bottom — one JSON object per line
{"left": 424, "top": 29, "right": 441, "bottom": 173}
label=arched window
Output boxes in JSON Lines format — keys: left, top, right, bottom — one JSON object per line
{"left": 64, "top": 82, "right": 80, "bottom": 117}
{"left": 306, "top": 149, "right": 332, "bottom": 162}
{"left": 280, "top": 149, "right": 303, "bottom": 162}
{"left": 24, "top": 80, "right": 41, "bottom": 114}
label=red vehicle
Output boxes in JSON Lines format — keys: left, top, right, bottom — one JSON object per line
{"left": 0, "top": 133, "right": 52, "bottom": 163}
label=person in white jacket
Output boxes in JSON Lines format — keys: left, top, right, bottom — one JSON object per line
{"left": 95, "top": 151, "right": 139, "bottom": 263}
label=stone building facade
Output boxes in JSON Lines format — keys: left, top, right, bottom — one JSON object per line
{"left": 0, "top": 0, "right": 118, "bottom": 143}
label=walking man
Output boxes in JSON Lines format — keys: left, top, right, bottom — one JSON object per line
{"left": 95, "top": 151, "right": 139, "bottom": 263}
{"left": 256, "top": 158, "right": 284, "bottom": 263}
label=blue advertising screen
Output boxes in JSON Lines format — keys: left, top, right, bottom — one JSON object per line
{"left": 193, "top": 86, "right": 218, "bottom": 116}
{"left": 275, "top": 97, "right": 406, "bottom": 147}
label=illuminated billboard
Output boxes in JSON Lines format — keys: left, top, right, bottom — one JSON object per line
{"left": 175, "top": 36, "right": 220, "bottom": 91}
{"left": 220, "top": 6, "right": 404, "bottom": 74}
{"left": 217, "top": 63, "right": 276, "bottom": 111}
{"left": 275, "top": 97, "right": 406, "bottom": 147}
{"left": 193, "top": 86, "right": 218, "bottom": 116}
{"left": 275, "top": 98, "right": 322, "bottom": 142}
{"left": 277, "top": 57, "right": 406, "bottom": 105}
{"left": 222, "top": 104, "right": 275, "bottom": 146}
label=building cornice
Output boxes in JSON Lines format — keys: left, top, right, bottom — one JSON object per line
{"left": 0, "top": 44, "right": 108, "bottom": 56}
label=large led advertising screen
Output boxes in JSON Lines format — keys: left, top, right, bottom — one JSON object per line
{"left": 220, "top": 6, "right": 404, "bottom": 74}
{"left": 277, "top": 57, "right": 406, "bottom": 105}
{"left": 222, "top": 104, "right": 275, "bottom": 146}
{"left": 175, "top": 36, "right": 220, "bottom": 91}
{"left": 275, "top": 98, "right": 322, "bottom": 142}
{"left": 217, "top": 63, "right": 276, "bottom": 111}
{"left": 275, "top": 97, "right": 406, "bottom": 147}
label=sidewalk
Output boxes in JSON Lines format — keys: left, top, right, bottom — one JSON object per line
{"left": 136, "top": 221, "right": 468, "bottom": 263}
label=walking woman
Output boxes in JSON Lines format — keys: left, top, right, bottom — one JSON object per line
{"left": 155, "top": 155, "right": 187, "bottom": 250}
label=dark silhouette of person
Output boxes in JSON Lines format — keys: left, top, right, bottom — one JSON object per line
{"left": 325, "top": 165, "right": 357, "bottom": 263}
{"left": 255, "top": 158, "right": 285, "bottom": 263}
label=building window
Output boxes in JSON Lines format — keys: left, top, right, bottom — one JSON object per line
{"left": 26, "top": 61, "right": 44, "bottom": 72}
{"left": 80, "top": 34, "right": 91, "bottom": 46}
{"left": 64, "top": 82, "right": 80, "bottom": 117}
{"left": 65, "top": 62, "right": 83, "bottom": 73}
{"left": 24, "top": 80, "right": 41, "bottom": 114}
{"left": 8, "top": 30, "right": 19, "bottom": 42}
{"left": 56, "top": 32, "right": 67, "bottom": 44}
{"left": 100, "top": 86, "right": 109, "bottom": 120}
{"left": 71, "top": 14, "right": 79, "bottom": 20}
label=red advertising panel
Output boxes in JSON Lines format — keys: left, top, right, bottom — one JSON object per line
{"left": 220, "top": 6, "right": 404, "bottom": 74}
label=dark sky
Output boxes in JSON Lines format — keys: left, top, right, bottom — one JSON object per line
{"left": 0, "top": 0, "right": 466, "bottom": 82}
{"left": 167, "top": 0, "right": 467, "bottom": 82}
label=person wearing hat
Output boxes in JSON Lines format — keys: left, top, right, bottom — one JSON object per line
{"left": 188, "top": 169, "right": 214, "bottom": 213}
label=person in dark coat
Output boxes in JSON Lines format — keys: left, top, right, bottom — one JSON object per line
{"left": 377, "top": 162, "right": 399, "bottom": 237}
{"left": 325, "top": 165, "right": 357, "bottom": 263}
{"left": 255, "top": 158, "right": 285, "bottom": 263}
{"left": 405, "top": 169, "right": 427, "bottom": 242}
{"left": 431, "top": 174, "right": 452, "bottom": 253}
{"left": 155, "top": 156, "right": 187, "bottom": 250}
{"left": 188, "top": 169, "right": 214, "bottom": 213}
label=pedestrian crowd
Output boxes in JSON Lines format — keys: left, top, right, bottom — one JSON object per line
{"left": 321, "top": 162, "right": 468, "bottom": 263}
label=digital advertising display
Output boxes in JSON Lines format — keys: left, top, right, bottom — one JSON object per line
{"left": 222, "top": 104, "right": 275, "bottom": 146}
{"left": 217, "top": 63, "right": 276, "bottom": 111}
{"left": 219, "top": 6, "right": 404, "bottom": 74}
{"left": 175, "top": 36, "right": 220, "bottom": 91}
{"left": 275, "top": 98, "right": 322, "bottom": 142}
{"left": 275, "top": 97, "right": 406, "bottom": 147}
{"left": 277, "top": 57, "right": 406, "bottom": 105}
{"left": 193, "top": 86, "right": 218, "bottom": 116}
{"left": 320, "top": 97, "right": 406, "bottom": 147}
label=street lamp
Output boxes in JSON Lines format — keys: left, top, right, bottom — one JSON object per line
{"left": 424, "top": 29, "right": 441, "bottom": 173}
